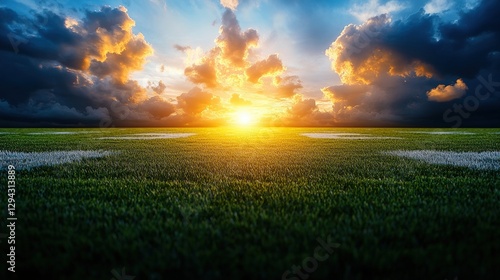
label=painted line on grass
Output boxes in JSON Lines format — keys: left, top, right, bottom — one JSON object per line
{"left": 0, "top": 150, "right": 116, "bottom": 170}
{"left": 301, "top": 133, "right": 402, "bottom": 139}
{"left": 97, "top": 133, "right": 196, "bottom": 140}
{"left": 396, "top": 131, "right": 476, "bottom": 135}
{"left": 384, "top": 150, "right": 500, "bottom": 170}
{"left": 26, "top": 131, "right": 103, "bottom": 135}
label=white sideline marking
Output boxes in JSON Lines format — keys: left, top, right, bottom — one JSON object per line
{"left": 385, "top": 150, "right": 500, "bottom": 170}
{"left": 26, "top": 131, "right": 103, "bottom": 135}
{"left": 27, "top": 132, "right": 78, "bottom": 135}
{"left": 97, "top": 133, "right": 196, "bottom": 140}
{"left": 0, "top": 150, "right": 116, "bottom": 170}
{"left": 397, "top": 131, "right": 475, "bottom": 135}
{"left": 302, "top": 133, "right": 401, "bottom": 139}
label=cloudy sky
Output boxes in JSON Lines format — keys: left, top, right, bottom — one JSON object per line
{"left": 1, "top": 0, "right": 499, "bottom": 127}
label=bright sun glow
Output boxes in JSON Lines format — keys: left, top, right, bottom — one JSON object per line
{"left": 235, "top": 111, "right": 253, "bottom": 126}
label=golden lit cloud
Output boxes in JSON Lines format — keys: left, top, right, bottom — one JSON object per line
{"left": 220, "top": 0, "right": 239, "bottom": 11}
{"left": 264, "top": 95, "right": 335, "bottom": 126}
{"left": 179, "top": 8, "right": 306, "bottom": 123}
{"left": 184, "top": 57, "right": 218, "bottom": 88}
{"left": 90, "top": 33, "right": 154, "bottom": 84}
{"left": 246, "top": 54, "right": 284, "bottom": 83}
{"left": 326, "top": 14, "right": 435, "bottom": 85}
{"left": 288, "top": 95, "right": 317, "bottom": 118}
{"left": 56, "top": 6, "right": 155, "bottom": 84}
{"left": 230, "top": 94, "right": 252, "bottom": 106}
{"left": 182, "top": 10, "right": 260, "bottom": 89}
{"left": 273, "top": 76, "right": 303, "bottom": 98}
{"left": 427, "top": 79, "right": 468, "bottom": 102}
{"left": 136, "top": 96, "right": 176, "bottom": 119}
{"left": 177, "top": 87, "right": 221, "bottom": 115}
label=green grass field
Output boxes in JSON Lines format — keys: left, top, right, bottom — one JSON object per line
{"left": 1, "top": 128, "right": 499, "bottom": 280}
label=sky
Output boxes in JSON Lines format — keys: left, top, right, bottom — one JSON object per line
{"left": 0, "top": 0, "right": 499, "bottom": 127}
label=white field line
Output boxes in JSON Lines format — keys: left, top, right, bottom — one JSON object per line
{"left": 27, "top": 132, "right": 79, "bottom": 135}
{"left": 0, "top": 150, "right": 116, "bottom": 170}
{"left": 97, "top": 133, "right": 196, "bottom": 140}
{"left": 304, "top": 133, "right": 364, "bottom": 136}
{"left": 397, "top": 131, "right": 475, "bottom": 135}
{"left": 385, "top": 150, "right": 500, "bottom": 170}
{"left": 2, "top": 131, "right": 102, "bottom": 135}
{"left": 26, "top": 131, "right": 103, "bottom": 135}
{"left": 133, "top": 133, "right": 196, "bottom": 136}
{"left": 301, "top": 133, "right": 402, "bottom": 139}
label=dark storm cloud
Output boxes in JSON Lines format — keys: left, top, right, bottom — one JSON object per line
{"left": 324, "top": 0, "right": 500, "bottom": 127}
{"left": 0, "top": 8, "right": 78, "bottom": 64}
{"left": 377, "top": 4, "right": 500, "bottom": 80}
{"left": 0, "top": 6, "right": 179, "bottom": 127}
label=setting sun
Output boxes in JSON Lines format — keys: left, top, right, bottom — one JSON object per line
{"left": 236, "top": 111, "right": 253, "bottom": 126}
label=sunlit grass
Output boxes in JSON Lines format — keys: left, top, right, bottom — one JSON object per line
{"left": 0, "top": 127, "right": 498, "bottom": 279}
